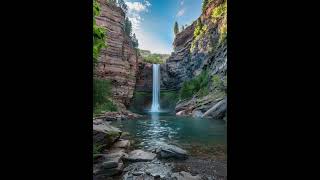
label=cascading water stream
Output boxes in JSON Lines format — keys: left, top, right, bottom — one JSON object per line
{"left": 151, "top": 64, "right": 160, "bottom": 112}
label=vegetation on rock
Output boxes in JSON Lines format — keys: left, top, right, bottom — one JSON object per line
{"left": 179, "top": 70, "right": 210, "bottom": 100}
{"left": 93, "top": 79, "right": 117, "bottom": 115}
{"left": 93, "top": 0, "right": 106, "bottom": 64}
{"left": 211, "top": 0, "right": 227, "bottom": 43}
{"left": 139, "top": 49, "right": 169, "bottom": 64}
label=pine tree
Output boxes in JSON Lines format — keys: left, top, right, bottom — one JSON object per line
{"left": 124, "top": 17, "right": 132, "bottom": 37}
{"left": 174, "top": 21, "right": 179, "bottom": 35}
{"left": 181, "top": 25, "right": 185, "bottom": 31}
{"left": 132, "top": 33, "right": 139, "bottom": 48}
{"left": 202, "top": 0, "right": 209, "bottom": 12}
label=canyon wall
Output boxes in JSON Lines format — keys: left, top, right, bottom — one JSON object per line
{"left": 161, "top": 0, "right": 227, "bottom": 119}
{"left": 135, "top": 62, "right": 152, "bottom": 92}
{"left": 95, "top": 1, "right": 142, "bottom": 108}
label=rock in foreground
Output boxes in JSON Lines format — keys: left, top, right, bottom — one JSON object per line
{"left": 123, "top": 159, "right": 173, "bottom": 179}
{"left": 171, "top": 171, "right": 202, "bottom": 180}
{"left": 156, "top": 144, "right": 188, "bottom": 159}
{"left": 93, "top": 120, "right": 122, "bottom": 147}
{"left": 125, "top": 149, "right": 157, "bottom": 162}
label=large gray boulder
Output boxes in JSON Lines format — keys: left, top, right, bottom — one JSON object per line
{"left": 93, "top": 120, "right": 122, "bottom": 147}
{"left": 156, "top": 144, "right": 188, "bottom": 159}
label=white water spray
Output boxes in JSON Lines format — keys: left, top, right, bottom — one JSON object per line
{"left": 151, "top": 64, "right": 160, "bottom": 112}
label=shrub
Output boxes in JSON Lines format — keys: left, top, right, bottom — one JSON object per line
{"left": 93, "top": 79, "right": 117, "bottom": 114}
{"left": 211, "top": 1, "right": 227, "bottom": 21}
{"left": 179, "top": 70, "right": 210, "bottom": 100}
{"left": 143, "top": 54, "right": 165, "bottom": 64}
{"left": 212, "top": 74, "right": 226, "bottom": 91}
{"left": 93, "top": 0, "right": 107, "bottom": 64}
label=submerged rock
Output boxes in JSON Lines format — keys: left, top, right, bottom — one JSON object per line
{"left": 125, "top": 149, "right": 157, "bottom": 162}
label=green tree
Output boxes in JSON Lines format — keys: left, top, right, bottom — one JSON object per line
{"left": 124, "top": 17, "right": 132, "bottom": 37}
{"left": 181, "top": 25, "right": 185, "bottom": 31}
{"left": 174, "top": 21, "right": 179, "bottom": 35}
{"left": 93, "top": 0, "right": 106, "bottom": 64}
{"left": 132, "top": 33, "right": 139, "bottom": 48}
{"left": 202, "top": 0, "right": 209, "bottom": 12}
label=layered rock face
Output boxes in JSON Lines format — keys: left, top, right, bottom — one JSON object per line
{"left": 95, "top": 1, "right": 142, "bottom": 107}
{"left": 135, "top": 62, "right": 152, "bottom": 92}
{"left": 161, "top": 0, "right": 227, "bottom": 119}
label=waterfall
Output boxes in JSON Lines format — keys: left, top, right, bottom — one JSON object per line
{"left": 151, "top": 64, "right": 160, "bottom": 112}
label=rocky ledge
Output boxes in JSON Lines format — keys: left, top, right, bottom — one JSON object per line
{"left": 93, "top": 121, "right": 226, "bottom": 179}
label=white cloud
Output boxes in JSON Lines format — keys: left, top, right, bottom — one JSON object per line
{"left": 125, "top": 1, "right": 151, "bottom": 31}
{"left": 126, "top": 2, "right": 147, "bottom": 12}
{"left": 177, "top": 8, "right": 185, "bottom": 17}
{"left": 145, "top": 0, "right": 151, "bottom": 7}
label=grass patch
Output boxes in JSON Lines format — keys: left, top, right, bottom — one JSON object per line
{"left": 179, "top": 70, "right": 210, "bottom": 100}
{"left": 93, "top": 78, "right": 117, "bottom": 116}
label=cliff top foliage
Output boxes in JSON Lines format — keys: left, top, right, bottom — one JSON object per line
{"left": 139, "top": 49, "right": 169, "bottom": 64}
{"left": 93, "top": 0, "right": 106, "bottom": 64}
{"left": 191, "top": 0, "right": 227, "bottom": 52}
{"left": 211, "top": 0, "right": 227, "bottom": 43}
{"left": 105, "top": 0, "right": 139, "bottom": 48}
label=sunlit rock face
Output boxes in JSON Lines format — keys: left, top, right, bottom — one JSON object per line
{"left": 95, "top": 1, "right": 142, "bottom": 107}
{"left": 161, "top": 0, "right": 227, "bottom": 90}
{"left": 160, "top": 0, "right": 227, "bottom": 119}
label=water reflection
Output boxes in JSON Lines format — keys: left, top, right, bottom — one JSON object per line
{"left": 111, "top": 113, "right": 226, "bottom": 154}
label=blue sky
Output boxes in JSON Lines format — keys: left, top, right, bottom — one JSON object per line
{"left": 125, "top": 0, "right": 202, "bottom": 54}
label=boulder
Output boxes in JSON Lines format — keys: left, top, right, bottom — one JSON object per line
{"left": 101, "top": 155, "right": 122, "bottom": 169}
{"left": 157, "top": 144, "right": 188, "bottom": 159}
{"left": 125, "top": 149, "right": 157, "bottom": 162}
{"left": 112, "top": 139, "right": 130, "bottom": 149}
{"left": 93, "top": 120, "right": 122, "bottom": 147}
{"left": 94, "top": 162, "right": 124, "bottom": 178}
{"left": 176, "top": 110, "right": 186, "bottom": 116}
{"left": 202, "top": 97, "right": 227, "bottom": 119}
{"left": 192, "top": 110, "right": 203, "bottom": 118}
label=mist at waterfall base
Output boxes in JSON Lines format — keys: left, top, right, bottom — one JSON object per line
{"left": 150, "top": 64, "right": 161, "bottom": 112}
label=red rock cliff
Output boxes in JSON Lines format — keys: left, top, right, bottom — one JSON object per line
{"left": 94, "top": 1, "right": 142, "bottom": 108}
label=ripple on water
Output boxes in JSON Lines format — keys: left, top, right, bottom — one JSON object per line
{"left": 111, "top": 114, "right": 226, "bottom": 157}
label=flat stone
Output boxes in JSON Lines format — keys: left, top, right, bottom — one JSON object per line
{"left": 104, "top": 151, "right": 128, "bottom": 159}
{"left": 125, "top": 149, "right": 156, "bottom": 162}
{"left": 107, "top": 148, "right": 126, "bottom": 154}
{"left": 112, "top": 139, "right": 130, "bottom": 149}
{"left": 171, "top": 171, "right": 201, "bottom": 180}
{"left": 157, "top": 144, "right": 188, "bottom": 159}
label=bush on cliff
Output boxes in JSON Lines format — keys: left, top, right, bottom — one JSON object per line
{"left": 93, "top": 0, "right": 107, "bottom": 64}
{"left": 179, "top": 70, "right": 210, "bottom": 100}
{"left": 93, "top": 79, "right": 117, "bottom": 115}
